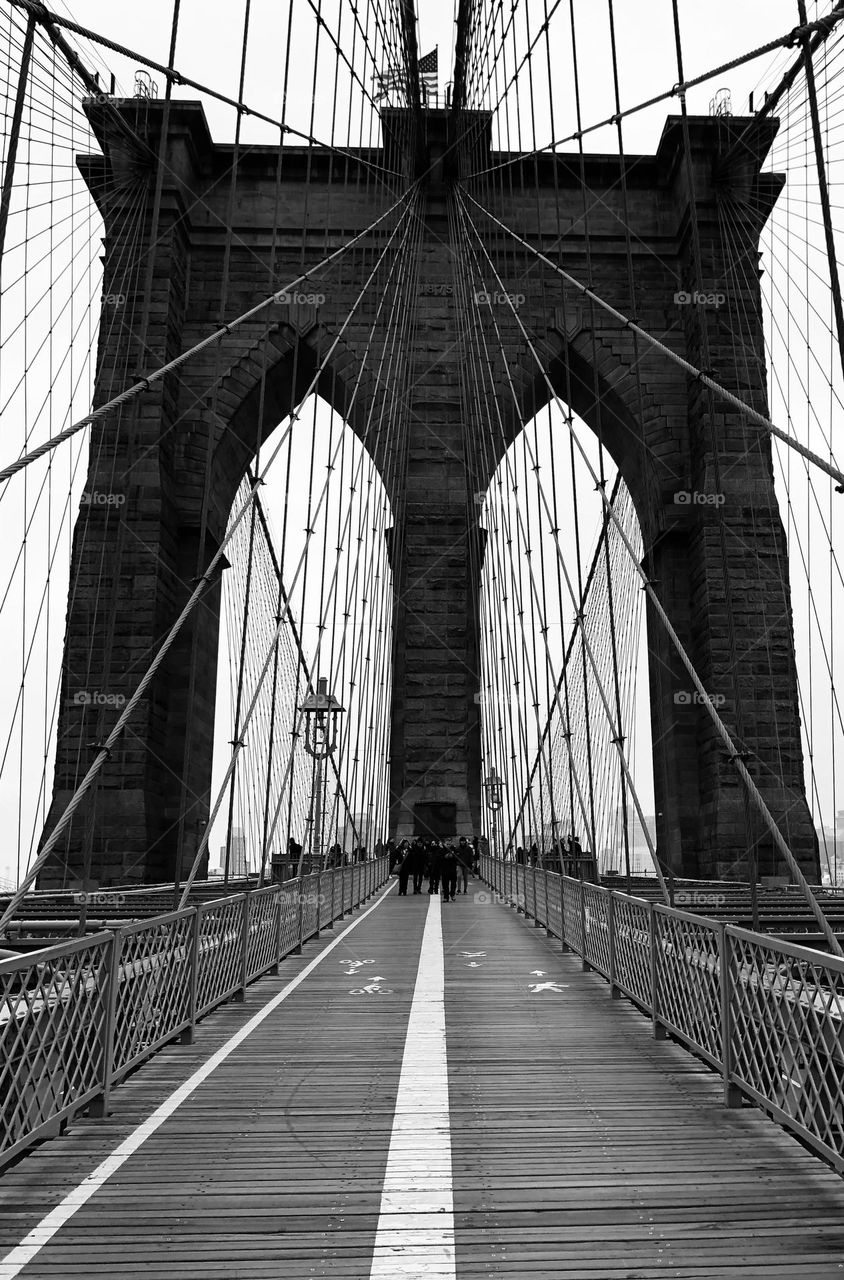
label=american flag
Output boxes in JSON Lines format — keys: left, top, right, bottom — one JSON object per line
{"left": 373, "top": 66, "right": 405, "bottom": 101}
{"left": 419, "top": 47, "right": 438, "bottom": 106}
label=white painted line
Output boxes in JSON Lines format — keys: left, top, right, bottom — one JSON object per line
{"left": 369, "top": 894, "right": 455, "bottom": 1279}
{"left": 0, "top": 883, "right": 395, "bottom": 1280}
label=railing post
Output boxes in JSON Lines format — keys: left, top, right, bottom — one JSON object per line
{"left": 268, "top": 890, "right": 281, "bottom": 975}
{"left": 90, "top": 931, "right": 121, "bottom": 1118}
{"left": 314, "top": 872, "right": 321, "bottom": 939}
{"left": 544, "top": 870, "right": 552, "bottom": 936}
{"left": 532, "top": 869, "right": 542, "bottom": 927}
{"left": 180, "top": 907, "right": 200, "bottom": 1043}
{"left": 559, "top": 875, "right": 570, "bottom": 952}
{"left": 608, "top": 893, "right": 620, "bottom": 998}
{"left": 235, "top": 892, "right": 249, "bottom": 1001}
{"left": 330, "top": 866, "right": 336, "bottom": 924}
{"left": 649, "top": 903, "right": 666, "bottom": 1039}
{"left": 294, "top": 879, "right": 305, "bottom": 952}
{"left": 719, "top": 924, "right": 743, "bottom": 1108}
{"left": 276, "top": 888, "right": 285, "bottom": 961}
{"left": 580, "top": 885, "right": 589, "bottom": 971}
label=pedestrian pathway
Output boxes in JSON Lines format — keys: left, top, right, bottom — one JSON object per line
{"left": 1, "top": 880, "right": 844, "bottom": 1278}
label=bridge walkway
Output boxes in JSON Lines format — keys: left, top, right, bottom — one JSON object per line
{"left": 1, "top": 880, "right": 843, "bottom": 1279}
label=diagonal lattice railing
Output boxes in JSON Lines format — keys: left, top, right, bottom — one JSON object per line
{"left": 0, "top": 937, "right": 111, "bottom": 1159}
{"left": 0, "top": 858, "right": 390, "bottom": 1169}
{"left": 480, "top": 855, "right": 844, "bottom": 1173}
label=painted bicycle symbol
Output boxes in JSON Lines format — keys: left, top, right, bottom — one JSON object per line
{"left": 349, "top": 976, "right": 393, "bottom": 995}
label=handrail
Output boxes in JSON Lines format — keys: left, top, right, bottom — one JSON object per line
{"left": 0, "top": 858, "right": 391, "bottom": 1169}
{"left": 480, "top": 855, "right": 844, "bottom": 1173}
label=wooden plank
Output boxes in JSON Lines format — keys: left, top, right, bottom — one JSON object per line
{"left": 0, "top": 881, "right": 843, "bottom": 1278}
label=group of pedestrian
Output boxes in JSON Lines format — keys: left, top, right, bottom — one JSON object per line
{"left": 392, "top": 836, "right": 477, "bottom": 902}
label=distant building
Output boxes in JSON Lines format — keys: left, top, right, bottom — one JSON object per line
{"left": 218, "top": 826, "right": 248, "bottom": 878}
{"left": 599, "top": 810, "right": 657, "bottom": 877}
{"left": 337, "top": 811, "right": 370, "bottom": 855}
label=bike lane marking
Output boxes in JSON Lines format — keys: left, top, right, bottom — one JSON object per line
{"left": 368, "top": 893, "right": 455, "bottom": 1279}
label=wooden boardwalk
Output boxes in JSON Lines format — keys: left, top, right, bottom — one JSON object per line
{"left": 2, "top": 880, "right": 844, "bottom": 1279}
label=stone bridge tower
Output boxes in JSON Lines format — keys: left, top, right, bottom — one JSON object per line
{"left": 39, "top": 100, "right": 819, "bottom": 886}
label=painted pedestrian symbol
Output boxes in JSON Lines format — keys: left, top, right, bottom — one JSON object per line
{"left": 530, "top": 970, "right": 546, "bottom": 976}
{"left": 466, "top": 962, "right": 482, "bottom": 968}
{"left": 341, "top": 959, "right": 374, "bottom": 977}
{"left": 350, "top": 976, "right": 393, "bottom": 995}
{"left": 527, "top": 980, "right": 569, "bottom": 994}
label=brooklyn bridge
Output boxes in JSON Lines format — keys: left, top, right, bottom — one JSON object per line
{"left": 1, "top": 0, "right": 844, "bottom": 1274}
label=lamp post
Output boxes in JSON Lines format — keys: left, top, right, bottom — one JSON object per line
{"left": 483, "top": 767, "right": 505, "bottom": 861}
{"left": 299, "top": 676, "right": 344, "bottom": 876}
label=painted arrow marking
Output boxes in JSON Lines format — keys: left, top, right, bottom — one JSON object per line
{"left": 459, "top": 951, "right": 486, "bottom": 958}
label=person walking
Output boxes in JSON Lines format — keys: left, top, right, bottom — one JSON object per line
{"left": 456, "top": 837, "right": 472, "bottom": 894}
{"left": 397, "top": 845, "right": 411, "bottom": 895}
{"left": 427, "top": 840, "right": 442, "bottom": 895}
{"left": 441, "top": 843, "right": 458, "bottom": 902}
{"left": 410, "top": 839, "right": 427, "bottom": 894}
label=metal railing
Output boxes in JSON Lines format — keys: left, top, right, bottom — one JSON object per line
{"left": 481, "top": 856, "right": 844, "bottom": 1173}
{"left": 0, "top": 858, "right": 390, "bottom": 1169}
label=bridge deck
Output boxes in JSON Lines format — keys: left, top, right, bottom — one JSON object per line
{"left": 2, "top": 883, "right": 844, "bottom": 1279}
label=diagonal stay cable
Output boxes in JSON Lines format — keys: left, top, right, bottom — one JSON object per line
{"left": 7, "top": 0, "right": 404, "bottom": 179}
{"left": 454, "top": 184, "right": 843, "bottom": 954}
{"left": 178, "top": 188, "right": 422, "bottom": 904}
{"left": 0, "top": 190, "right": 411, "bottom": 485}
{"left": 0, "top": 188, "right": 418, "bottom": 932}
{"left": 452, "top": 194, "right": 664, "bottom": 896}
{"left": 459, "top": 187, "right": 844, "bottom": 490}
